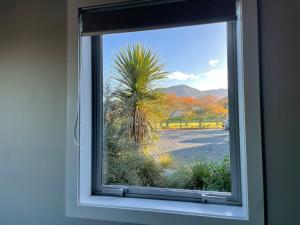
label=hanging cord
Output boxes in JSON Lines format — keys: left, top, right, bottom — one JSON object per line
{"left": 73, "top": 67, "right": 89, "bottom": 146}
{"left": 73, "top": 66, "right": 81, "bottom": 146}
{"left": 73, "top": 39, "right": 89, "bottom": 146}
{"left": 73, "top": 99, "right": 80, "bottom": 146}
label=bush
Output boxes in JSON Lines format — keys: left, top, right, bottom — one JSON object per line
{"left": 137, "top": 154, "right": 164, "bottom": 187}
{"left": 104, "top": 133, "right": 162, "bottom": 186}
{"left": 158, "top": 153, "right": 174, "bottom": 169}
{"left": 190, "top": 162, "right": 210, "bottom": 190}
{"left": 164, "top": 157, "right": 231, "bottom": 191}
{"left": 165, "top": 162, "right": 210, "bottom": 190}
{"left": 165, "top": 166, "right": 191, "bottom": 189}
{"left": 103, "top": 80, "right": 166, "bottom": 187}
{"left": 205, "top": 156, "right": 231, "bottom": 192}
{"left": 105, "top": 147, "right": 165, "bottom": 187}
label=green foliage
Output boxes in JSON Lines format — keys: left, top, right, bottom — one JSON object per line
{"left": 104, "top": 77, "right": 165, "bottom": 188}
{"left": 205, "top": 156, "right": 231, "bottom": 192}
{"left": 104, "top": 106, "right": 164, "bottom": 187}
{"left": 165, "top": 166, "right": 191, "bottom": 189}
{"left": 190, "top": 162, "right": 210, "bottom": 190}
{"left": 137, "top": 154, "right": 164, "bottom": 187}
{"left": 113, "top": 44, "right": 168, "bottom": 145}
{"left": 105, "top": 149, "right": 164, "bottom": 187}
{"left": 165, "top": 157, "right": 231, "bottom": 191}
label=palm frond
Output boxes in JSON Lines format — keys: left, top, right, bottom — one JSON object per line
{"left": 113, "top": 44, "right": 168, "bottom": 145}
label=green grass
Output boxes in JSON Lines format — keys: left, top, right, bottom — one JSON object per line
{"left": 160, "top": 121, "right": 224, "bottom": 129}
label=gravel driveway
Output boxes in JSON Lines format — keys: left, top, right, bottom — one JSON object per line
{"left": 152, "top": 129, "right": 229, "bottom": 164}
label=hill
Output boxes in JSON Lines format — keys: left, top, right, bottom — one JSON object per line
{"left": 164, "top": 84, "right": 227, "bottom": 99}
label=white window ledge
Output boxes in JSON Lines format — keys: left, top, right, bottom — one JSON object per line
{"left": 67, "top": 194, "right": 250, "bottom": 225}
{"left": 80, "top": 195, "right": 247, "bottom": 220}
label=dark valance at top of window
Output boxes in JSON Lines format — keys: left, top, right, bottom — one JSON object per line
{"left": 81, "top": 0, "right": 237, "bottom": 35}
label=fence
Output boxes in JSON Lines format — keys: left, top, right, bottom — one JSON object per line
{"left": 160, "top": 119, "right": 225, "bottom": 129}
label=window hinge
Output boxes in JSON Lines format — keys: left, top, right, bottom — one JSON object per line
{"left": 100, "top": 187, "right": 127, "bottom": 197}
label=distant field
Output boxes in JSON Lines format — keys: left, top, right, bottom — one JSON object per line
{"left": 160, "top": 121, "right": 224, "bottom": 129}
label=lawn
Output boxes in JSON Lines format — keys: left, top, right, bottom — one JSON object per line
{"left": 160, "top": 121, "right": 224, "bottom": 129}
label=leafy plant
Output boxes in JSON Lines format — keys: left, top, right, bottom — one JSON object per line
{"left": 205, "top": 156, "right": 231, "bottom": 192}
{"left": 165, "top": 162, "right": 210, "bottom": 190}
{"left": 164, "top": 166, "right": 191, "bottom": 189}
{"left": 137, "top": 154, "right": 164, "bottom": 187}
{"left": 105, "top": 148, "right": 165, "bottom": 187}
{"left": 164, "top": 157, "right": 231, "bottom": 191}
{"left": 190, "top": 161, "right": 210, "bottom": 190}
{"left": 113, "top": 44, "right": 167, "bottom": 145}
{"left": 104, "top": 117, "right": 164, "bottom": 187}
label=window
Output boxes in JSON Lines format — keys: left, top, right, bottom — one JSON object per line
{"left": 82, "top": 0, "right": 240, "bottom": 205}
{"left": 66, "top": 0, "right": 265, "bottom": 224}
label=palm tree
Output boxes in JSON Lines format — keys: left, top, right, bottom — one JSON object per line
{"left": 113, "top": 44, "right": 167, "bottom": 145}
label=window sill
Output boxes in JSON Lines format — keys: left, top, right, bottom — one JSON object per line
{"left": 72, "top": 195, "right": 248, "bottom": 225}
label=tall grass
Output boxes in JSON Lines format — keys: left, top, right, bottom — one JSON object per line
{"left": 164, "top": 157, "right": 231, "bottom": 192}
{"left": 158, "top": 153, "right": 174, "bottom": 169}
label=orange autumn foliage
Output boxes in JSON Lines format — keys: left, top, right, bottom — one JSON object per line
{"left": 160, "top": 93, "right": 228, "bottom": 121}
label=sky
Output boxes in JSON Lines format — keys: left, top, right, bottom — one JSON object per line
{"left": 103, "top": 22, "right": 228, "bottom": 91}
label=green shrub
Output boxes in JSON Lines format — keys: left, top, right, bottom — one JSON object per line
{"left": 137, "top": 155, "right": 164, "bottom": 187}
{"left": 190, "top": 162, "right": 210, "bottom": 190}
{"left": 105, "top": 135, "right": 163, "bottom": 187}
{"left": 164, "top": 157, "right": 231, "bottom": 191}
{"left": 105, "top": 149, "right": 137, "bottom": 185}
{"left": 103, "top": 82, "right": 165, "bottom": 187}
{"left": 165, "top": 162, "right": 210, "bottom": 190}
{"left": 205, "top": 156, "right": 231, "bottom": 192}
{"left": 165, "top": 166, "right": 191, "bottom": 189}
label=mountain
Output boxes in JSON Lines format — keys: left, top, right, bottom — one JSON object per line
{"left": 164, "top": 84, "right": 227, "bottom": 99}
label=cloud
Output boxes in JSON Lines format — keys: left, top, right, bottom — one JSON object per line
{"left": 168, "top": 71, "right": 200, "bottom": 81}
{"left": 199, "top": 69, "right": 228, "bottom": 90}
{"left": 209, "top": 59, "right": 220, "bottom": 67}
{"left": 167, "top": 69, "right": 228, "bottom": 90}
{"left": 204, "top": 69, "right": 227, "bottom": 78}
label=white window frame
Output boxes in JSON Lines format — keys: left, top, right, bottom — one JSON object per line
{"left": 66, "top": 0, "right": 265, "bottom": 225}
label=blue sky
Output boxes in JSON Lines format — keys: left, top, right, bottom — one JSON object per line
{"left": 103, "top": 22, "right": 228, "bottom": 91}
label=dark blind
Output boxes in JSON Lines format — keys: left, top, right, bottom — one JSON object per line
{"left": 81, "top": 0, "right": 237, "bottom": 35}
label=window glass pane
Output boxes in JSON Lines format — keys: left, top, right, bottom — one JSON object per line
{"left": 102, "top": 22, "right": 231, "bottom": 192}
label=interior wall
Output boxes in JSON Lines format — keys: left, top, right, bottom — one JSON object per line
{"left": 0, "top": 1, "right": 120, "bottom": 225}
{"left": 259, "top": 0, "right": 300, "bottom": 225}
{"left": 0, "top": 0, "right": 299, "bottom": 225}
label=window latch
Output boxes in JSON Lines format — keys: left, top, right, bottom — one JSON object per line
{"left": 201, "top": 193, "right": 228, "bottom": 203}
{"left": 100, "top": 187, "right": 126, "bottom": 197}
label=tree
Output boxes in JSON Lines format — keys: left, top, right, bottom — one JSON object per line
{"left": 218, "top": 97, "right": 229, "bottom": 109}
{"left": 193, "top": 95, "right": 219, "bottom": 127}
{"left": 207, "top": 104, "right": 228, "bottom": 126}
{"left": 161, "top": 94, "right": 184, "bottom": 128}
{"left": 207, "top": 97, "right": 228, "bottom": 119}
{"left": 113, "top": 44, "right": 167, "bottom": 145}
{"left": 178, "top": 97, "right": 198, "bottom": 126}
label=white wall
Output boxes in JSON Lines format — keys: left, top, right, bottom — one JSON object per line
{"left": 0, "top": 1, "right": 127, "bottom": 225}
{"left": 0, "top": 0, "right": 299, "bottom": 225}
